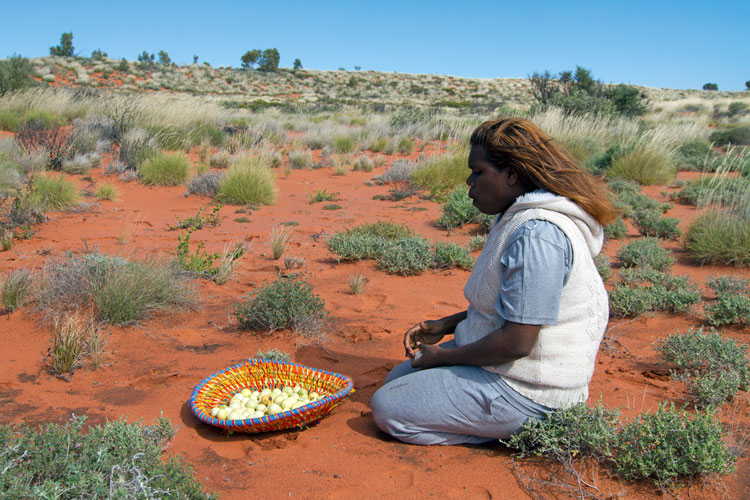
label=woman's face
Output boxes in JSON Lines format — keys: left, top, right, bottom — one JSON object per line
{"left": 466, "top": 144, "right": 525, "bottom": 215}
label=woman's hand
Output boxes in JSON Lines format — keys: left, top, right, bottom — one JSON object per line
{"left": 410, "top": 344, "right": 445, "bottom": 369}
{"left": 403, "top": 319, "right": 449, "bottom": 359}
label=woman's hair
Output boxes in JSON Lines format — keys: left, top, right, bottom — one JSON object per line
{"left": 470, "top": 118, "right": 620, "bottom": 225}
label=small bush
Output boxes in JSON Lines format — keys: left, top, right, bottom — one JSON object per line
{"left": 234, "top": 276, "right": 326, "bottom": 334}
{"left": 332, "top": 135, "right": 356, "bottom": 154}
{"left": 216, "top": 158, "right": 276, "bottom": 205}
{"left": 704, "top": 275, "right": 750, "bottom": 326}
{"left": 468, "top": 234, "right": 487, "bottom": 251}
{"left": 211, "top": 242, "right": 246, "bottom": 285}
{"left": 432, "top": 242, "right": 474, "bottom": 270}
{"left": 630, "top": 208, "right": 681, "bottom": 240}
{"left": 594, "top": 254, "right": 612, "bottom": 282}
{"left": 411, "top": 151, "right": 467, "bottom": 194}
{"left": 609, "top": 268, "right": 701, "bottom": 316}
{"left": 138, "top": 152, "right": 191, "bottom": 186}
{"left": 1, "top": 269, "right": 34, "bottom": 311}
{"left": 348, "top": 273, "right": 368, "bottom": 295}
{"left": 585, "top": 142, "right": 633, "bottom": 175}
{"left": 397, "top": 137, "right": 415, "bottom": 154}
{"left": 95, "top": 183, "right": 118, "bottom": 201}
{"left": 437, "top": 186, "right": 479, "bottom": 229}
{"left": 255, "top": 348, "right": 291, "bottom": 362}
{"left": 353, "top": 155, "right": 374, "bottom": 172}
{"left": 677, "top": 139, "right": 712, "bottom": 170}
{"left": 375, "top": 236, "right": 433, "bottom": 275}
{"left": 603, "top": 217, "right": 627, "bottom": 239}
{"left": 209, "top": 151, "right": 231, "bottom": 168}
{"left": 616, "top": 237, "right": 675, "bottom": 270}
{"left": 30, "top": 173, "right": 78, "bottom": 211}
{"left": 685, "top": 212, "right": 750, "bottom": 267}
{"left": 185, "top": 171, "right": 224, "bottom": 197}
{"left": 270, "top": 225, "right": 292, "bottom": 259}
{"left": 48, "top": 314, "right": 91, "bottom": 378}
{"left": 289, "top": 150, "right": 312, "bottom": 169}
{"left": 0, "top": 415, "right": 215, "bottom": 499}
{"left": 308, "top": 188, "right": 338, "bottom": 203}
{"left": 676, "top": 176, "right": 750, "bottom": 207}
{"left": 0, "top": 54, "right": 36, "bottom": 95}
{"left": 608, "top": 147, "right": 676, "bottom": 185}
{"left": 709, "top": 126, "right": 750, "bottom": 146}
{"left": 657, "top": 327, "right": 749, "bottom": 407}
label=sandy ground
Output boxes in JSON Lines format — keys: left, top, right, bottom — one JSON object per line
{"left": 1, "top": 146, "right": 748, "bottom": 500}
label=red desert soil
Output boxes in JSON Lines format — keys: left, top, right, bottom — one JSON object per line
{"left": 1, "top": 150, "right": 748, "bottom": 500}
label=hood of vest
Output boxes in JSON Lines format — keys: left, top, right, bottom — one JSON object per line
{"left": 496, "top": 190, "right": 604, "bottom": 258}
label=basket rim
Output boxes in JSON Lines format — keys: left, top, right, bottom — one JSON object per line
{"left": 189, "top": 358, "right": 353, "bottom": 430}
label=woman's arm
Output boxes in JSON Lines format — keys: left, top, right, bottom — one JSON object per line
{"left": 411, "top": 320, "right": 540, "bottom": 368}
{"left": 403, "top": 310, "right": 467, "bottom": 358}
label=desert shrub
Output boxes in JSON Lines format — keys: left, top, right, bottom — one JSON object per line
{"left": 327, "top": 221, "right": 413, "bottom": 260}
{"left": 234, "top": 276, "right": 326, "bottom": 334}
{"left": 209, "top": 150, "right": 231, "bottom": 168}
{"left": 676, "top": 176, "right": 750, "bottom": 207}
{"left": 585, "top": 142, "right": 633, "bottom": 175}
{"left": 255, "top": 348, "right": 291, "bottom": 362}
{"left": 1, "top": 269, "right": 34, "bottom": 311}
{"left": 0, "top": 415, "right": 214, "bottom": 499}
{"left": 397, "top": 137, "right": 415, "bottom": 154}
{"left": 0, "top": 162, "right": 22, "bottom": 197}
{"left": 657, "top": 327, "right": 749, "bottom": 407}
{"left": 348, "top": 273, "right": 367, "bottom": 295}
{"left": 709, "top": 126, "right": 750, "bottom": 146}
{"left": 0, "top": 228, "right": 12, "bottom": 250}
{"left": 211, "top": 242, "right": 246, "bottom": 285}
{"left": 614, "top": 403, "right": 735, "bottom": 487}
{"left": 373, "top": 159, "right": 416, "bottom": 184}
{"left": 616, "top": 237, "right": 675, "bottom": 270}
{"left": 437, "top": 186, "right": 479, "bottom": 229}
{"left": 289, "top": 150, "right": 312, "bottom": 169}
{"left": 96, "top": 183, "right": 118, "bottom": 200}
{"left": 630, "top": 208, "right": 681, "bottom": 240}
{"left": 685, "top": 212, "right": 750, "bottom": 267}
{"left": 468, "top": 234, "right": 487, "bottom": 251}
{"left": 433, "top": 242, "right": 474, "bottom": 270}
{"left": 37, "top": 252, "right": 195, "bottom": 325}
{"left": 185, "top": 171, "right": 224, "bottom": 197}
{"left": 16, "top": 120, "right": 73, "bottom": 170}
{"left": 353, "top": 155, "right": 374, "bottom": 172}
{"left": 332, "top": 135, "right": 356, "bottom": 154}
{"left": 138, "top": 152, "right": 191, "bottom": 186}
{"left": 118, "top": 128, "right": 158, "bottom": 170}
{"left": 612, "top": 186, "right": 670, "bottom": 217}
{"left": 375, "top": 236, "right": 433, "bottom": 275}
{"left": 29, "top": 173, "right": 78, "bottom": 211}
{"left": 607, "top": 147, "right": 676, "bottom": 185}
{"left": 270, "top": 225, "right": 292, "bottom": 259}
{"left": 411, "top": 151, "right": 467, "bottom": 194}
{"left": 216, "top": 158, "right": 276, "bottom": 205}
{"left": 603, "top": 217, "right": 627, "bottom": 239}
{"left": 677, "top": 139, "right": 712, "bottom": 170}
{"left": 48, "top": 314, "right": 92, "bottom": 377}
{"left": 594, "top": 254, "right": 612, "bottom": 282}
{"left": 308, "top": 188, "right": 338, "bottom": 203}
{"left": 0, "top": 54, "right": 36, "bottom": 95}
{"left": 506, "top": 401, "right": 735, "bottom": 489}
{"left": 62, "top": 153, "right": 100, "bottom": 174}
{"left": 0, "top": 111, "right": 20, "bottom": 132}
{"left": 704, "top": 275, "right": 750, "bottom": 326}
{"left": 609, "top": 267, "right": 700, "bottom": 316}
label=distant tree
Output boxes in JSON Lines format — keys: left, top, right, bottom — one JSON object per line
{"left": 193, "top": 55, "right": 199, "bottom": 64}
{"left": 354, "top": 65, "right": 362, "bottom": 71}
{"left": 293, "top": 58, "right": 302, "bottom": 70}
{"left": 606, "top": 84, "right": 647, "bottom": 116}
{"left": 118, "top": 58, "right": 128, "bottom": 72}
{"left": 258, "top": 48, "right": 280, "bottom": 72}
{"left": 745, "top": 80, "right": 749, "bottom": 90}
{"left": 558, "top": 70, "right": 574, "bottom": 95}
{"left": 158, "top": 50, "right": 171, "bottom": 66}
{"left": 49, "top": 32, "right": 75, "bottom": 57}
{"left": 573, "top": 66, "right": 598, "bottom": 95}
{"left": 703, "top": 82, "right": 718, "bottom": 91}
{"left": 0, "top": 54, "right": 36, "bottom": 94}
{"left": 137, "top": 51, "right": 155, "bottom": 69}
{"left": 90, "top": 49, "right": 107, "bottom": 60}
{"left": 528, "top": 70, "right": 556, "bottom": 104}
{"left": 241, "top": 49, "right": 261, "bottom": 69}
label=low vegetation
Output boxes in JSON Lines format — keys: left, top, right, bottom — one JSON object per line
{"left": 138, "top": 152, "right": 191, "bottom": 186}
{"left": 216, "top": 157, "right": 276, "bottom": 205}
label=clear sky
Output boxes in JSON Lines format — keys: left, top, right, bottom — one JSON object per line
{"left": 1, "top": 0, "right": 747, "bottom": 91}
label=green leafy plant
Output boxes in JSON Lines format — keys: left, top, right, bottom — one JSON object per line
{"left": 308, "top": 188, "right": 338, "bottom": 203}
{"left": 657, "top": 327, "right": 749, "bottom": 407}
{"left": 630, "top": 208, "right": 681, "bottom": 240}
{"left": 168, "top": 204, "right": 222, "bottom": 231}
{"left": 138, "top": 152, "right": 191, "bottom": 186}
{"left": 704, "top": 275, "right": 750, "bottom": 326}
{"left": 175, "top": 227, "right": 219, "bottom": 276}
{"left": 594, "top": 254, "right": 613, "bottom": 282}
{"left": 437, "top": 186, "right": 480, "bottom": 229}
{"left": 432, "top": 242, "right": 474, "bottom": 270}
{"left": 609, "top": 267, "right": 700, "bottom": 316}
{"left": 234, "top": 276, "right": 326, "bottom": 334}
{"left": 0, "top": 415, "right": 215, "bottom": 499}
{"left": 616, "top": 237, "right": 675, "bottom": 270}
{"left": 95, "top": 183, "right": 118, "bottom": 201}
{"left": 608, "top": 146, "right": 676, "bottom": 185}
{"left": 255, "top": 348, "right": 291, "bottom": 362}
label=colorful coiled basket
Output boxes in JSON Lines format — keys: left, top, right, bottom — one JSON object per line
{"left": 189, "top": 358, "right": 354, "bottom": 433}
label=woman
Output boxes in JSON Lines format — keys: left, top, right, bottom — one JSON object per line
{"left": 370, "top": 117, "right": 619, "bottom": 445}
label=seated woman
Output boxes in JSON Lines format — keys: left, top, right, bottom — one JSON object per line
{"left": 370, "top": 117, "right": 619, "bottom": 445}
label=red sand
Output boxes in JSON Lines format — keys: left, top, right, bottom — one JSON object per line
{"left": 1, "top": 151, "right": 748, "bottom": 499}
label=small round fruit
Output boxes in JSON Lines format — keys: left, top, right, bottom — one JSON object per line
{"left": 241, "top": 388, "right": 251, "bottom": 397}
{"left": 266, "top": 403, "right": 282, "bottom": 415}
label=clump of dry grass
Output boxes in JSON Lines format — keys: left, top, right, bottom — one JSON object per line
{"left": 270, "top": 225, "right": 293, "bottom": 260}
{"left": 348, "top": 274, "right": 368, "bottom": 294}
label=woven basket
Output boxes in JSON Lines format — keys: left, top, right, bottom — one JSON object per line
{"left": 189, "top": 358, "right": 353, "bottom": 433}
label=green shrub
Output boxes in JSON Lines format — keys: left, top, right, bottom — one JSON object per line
{"left": 234, "top": 276, "right": 326, "bottom": 333}
{"left": 1, "top": 269, "right": 33, "bottom": 311}
{"left": 677, "top": 139, "right": 711, "bottom": 170}
{"left": 0, "top": 111, "right": 20, "bottom": 132}
{"left": 0, "top": 415, "right": 214, "bottom": 499}
{"left": 704, "top": 275, "right": 750, "bottom": 326}
{"left": 709, "top": 126, "right": 750, "bottom": 146}
{"left": 375, "top": 236, "right": 433, "bottom": 275}
{"left": 468, "top": 234, "right": 487, "bottom": 251}
{"left": 37, "top": 252, "right": 195, "bottom": 325}
{"left": 608, "top": 147, "right": 676, "bottom": 185}
{"left": 217, "top": 158, "right": 276, "bottom": 205}
{"left": 594, "top": 254, "right": 612, "bottom": 282}
{"left": 0, "top": 54, "right": 36, "bottom": 95}
{"left": 289, "top": 150, "right": 312, "bottom": 169}
{"left": 29, "top": 173, "right": 78, "bottom": 211}
{"left": 308, "top": 188, "right": 338, "bottom": 203}
{"left": 397, "top": 137, "right": 415, "bottom": 154}
{"left": 609, "top": 268, "right": 700, "bottom": 316}
{"left": 685, "top": 212, "right": 750, "bottom": 267}
{"left": 657, "top": 327, "right": 749, "bottom": 407}
{"left": 437, "top": 186, "right": 480, "bottom": 229}
{"left": 332, "top": 135, "right": 356, "bottom": 154}
{"left": 606, "top": 84, "right": 647, "bottom": 117}
{"left": 614, "top": 403, "right": 735, "bottom": 487}
{"left": 505, "top": 401, "right": 735, "bottom": 489}
{"left": 138, "top": 152, "right": 191, "bottom": 186}
{"left": 630, "top": 208, "right": 681, "bottom": 240}
{"left": 411, "top": 151, "right": 467, "bottom": 194}
{"left": 616, "top": 237, "right": 675, "bottom": 270}
{"left": 676, "top": 176, "right": 750, "bottom": 206}
{"left": 21, "top": 110, "right": 66, "bottom": 129}
{"left": 255, "top": 348, "right": 291, "bottom": 362}
{"left": 585, "top": 143, "right": 633, "bottom": 175}
{"left": 603, "top": 217, "right": 627, "bottom": 239}
{"left": 432, "top": 242, "right": 474, "bottom": 270}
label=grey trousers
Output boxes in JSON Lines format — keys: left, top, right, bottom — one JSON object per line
{"left": 371, "top": 340, "right": 553, "bottom": 445}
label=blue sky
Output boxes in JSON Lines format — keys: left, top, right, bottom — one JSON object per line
{"left": 1, "top": 0, "right": 747, "bottom": 91}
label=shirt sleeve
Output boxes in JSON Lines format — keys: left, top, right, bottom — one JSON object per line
{"left": 495, "top": 220, "right": 572, "bottom": 326}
